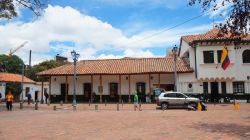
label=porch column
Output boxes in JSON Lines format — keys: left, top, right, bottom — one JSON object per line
{"left": 49, "top": 76, "right": 51, "bottom": 103}
{"left": 148, "top": 74, "right": 151, "bottom": 103}
{"left": 91, "top": 75, "right": 93, "bottom": 103}
{"left": 158, "top": 73, "right": 161, "bottom": 88}
{"left": 100, "top": 75, "right": 103, "bottom": 103}
{"left": 119, "top": 75, "right": 121, "bottom": 103}
{"left": 128, "top": 75, "right": 131, "bottom": 103}
{"left": 41, "top": 81, "right": 44, "bottom": 104}
{"left": 65, "top": 76, "right": 68, "bottom": 103}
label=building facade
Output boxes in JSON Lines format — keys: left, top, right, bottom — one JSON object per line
{"left": 38, "top": 57, "right": 192, "bottom": 103}
{"left": 178, "top": 28, "right": 250, "bottom": 102}
{"left": 0, "top": 73, "right": 49, "bottom": 102}
{"left": 38, "top": 28, "right": 250, "bottom": 103}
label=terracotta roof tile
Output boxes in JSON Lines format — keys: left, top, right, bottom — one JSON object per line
{"left": 182, "top": 28, "right": 250, "bottom": 44}
{"left": 0, "top": 73, "right": 35, "bottom": 83}
{"left": 38, "top": 56, "right": 193, "bottom": 76}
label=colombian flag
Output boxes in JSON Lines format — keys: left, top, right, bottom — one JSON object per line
{"left": 220, "top": 47, "right": 230, "bottom": 70}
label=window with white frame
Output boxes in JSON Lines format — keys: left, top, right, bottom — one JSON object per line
{"left": 203, "top": 51, "right": 214, "bottom": 63}
{"left": 233, "top": 82, "right": 245, "bottom": 93}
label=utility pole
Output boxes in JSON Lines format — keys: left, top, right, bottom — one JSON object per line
{"left": 172, "top": 45, "right": 178, "bottom": 92}
{"left": 20, "top": 64, "right": 24, "bottom": 109}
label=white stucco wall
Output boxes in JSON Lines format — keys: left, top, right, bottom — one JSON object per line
{"left": 179, "top": 41, "right": 250, "bottom": 94}
{"left": 50, "top": 74, "right": 175, "bottom": 96}
{"left": 20, "top": 83, "right": 49, "bottom": 101}
{"left": 0, "top": 82, "right": 6, "bottom": 99}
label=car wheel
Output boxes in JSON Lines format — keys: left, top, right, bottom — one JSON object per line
{"left": 189, "top": 102, "right": 197, "bottom": 109}
{"left": 161, "top": 103, "right": 168, "bottom": 110}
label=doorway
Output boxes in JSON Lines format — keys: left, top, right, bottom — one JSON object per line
{"left": 35, "top": 91, "right": 38, "bottom": 102}
{"left": 136, "top": 82, "right": 146, "bottom": 102}
{"left": 109, "top": 83, "right": 118, "bottom": 102}
{"left": 210, "top": 82, "right": 219, "bottom": 102}
{"left": 84, "top": 83, "right": 92, "bottom": 101}
{"left": 60, "top": 83, "right": 68, "bottom": 102}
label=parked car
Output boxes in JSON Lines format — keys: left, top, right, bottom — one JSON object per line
{"left": 156, "top": 91, "right": 200, "bottom": 110}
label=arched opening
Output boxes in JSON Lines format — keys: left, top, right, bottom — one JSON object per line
{"left": 242, "top": 50, "right": 250, "bottom": 63}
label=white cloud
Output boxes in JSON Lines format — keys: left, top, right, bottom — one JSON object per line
{"left": 0, "top": 5, "right": 211, "bottom": 65}
{"left": 206, "top": 0, "right": 232, "bottom": 18}
{"left": 98, "top": 0, "right": 185, "bottom": 9}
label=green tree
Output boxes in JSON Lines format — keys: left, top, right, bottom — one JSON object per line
{"left": 0, "top": 0, "right": 47, "bottom": 19}
{"left": 0, "top": 54, "right": 24, "bottom": 74}
{"left": 26, "top": 60, "right": 62, "bottom": 81}
{"left": 189, "top": 0, "right": 250, "bottom": 35}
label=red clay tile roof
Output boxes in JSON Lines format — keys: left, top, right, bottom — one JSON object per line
{"left": 181, "top": 28, "right": 250, "bottom": 44}
{"left": 0, "top": 73, "right": 35, "bottom": 83}
{"left": 38, "top": 56, "right": 193, "bottom": 76}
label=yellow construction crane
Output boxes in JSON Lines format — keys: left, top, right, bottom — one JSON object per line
{"left": 9, "top": 41, "right": 28, "bottom": 56}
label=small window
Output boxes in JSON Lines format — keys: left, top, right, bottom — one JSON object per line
{"left": 164, "top": 93, "right": 176, "bottom": 97}
{"left": 188, "top": 83, "right": 192, "bottom": 88}
{"left": 243, "top": 50, "right": 250, "bottom": 63}
{"left": 203, "top": 51, "right": 214, "bottom": 63}
{"left": 217, "top": 50, "right": 222, "bottom": 63}
{"left": 233, "top": 82, "right": 245, "bottom": 93}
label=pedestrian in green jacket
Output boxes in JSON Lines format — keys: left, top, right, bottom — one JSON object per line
{"left": 134, "top": 91, "right": 138, "bottom": 111}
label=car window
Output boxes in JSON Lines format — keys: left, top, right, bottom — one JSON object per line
{"left": 176, "top": 93, "right": 186, "bottom": 98}
{"left": 164, "top": 93, "right": 176, "bottom": 97}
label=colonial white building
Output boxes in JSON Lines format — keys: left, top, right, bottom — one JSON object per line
{"left": 38, "top": 28, "right": 250, "bottom": 103}
{"left": 178, "top": 28, "right": 250, "bottom": 102}
{"left": 0, "top": 73, "right": 49, "bottom": 102}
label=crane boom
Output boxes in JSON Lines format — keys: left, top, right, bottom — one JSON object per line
{"left": 9, "top": 41, "right": 28, "bottom": 56}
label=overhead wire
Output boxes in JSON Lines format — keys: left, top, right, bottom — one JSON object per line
{"left": 128, "top": 2, "right": 231, "bottom": 45}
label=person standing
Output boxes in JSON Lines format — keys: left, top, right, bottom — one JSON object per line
{"left": 44, "top": 91, "right": 49, "bottom": 104}
{"left": 6, "top": 91, "right": 14, "bottom": 111}
{"left": 133, "top": 91, "right": 139, "bottom": 111}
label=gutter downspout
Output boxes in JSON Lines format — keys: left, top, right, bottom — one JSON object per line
{"left": 194, "top": 44, "right": 198, "bottom": 79}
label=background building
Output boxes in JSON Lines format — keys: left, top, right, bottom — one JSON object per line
{"left": 0, "top": 73, "right": 49, "bottom": 102}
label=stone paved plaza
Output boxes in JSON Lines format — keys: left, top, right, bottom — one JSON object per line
{"left": 0, "top": 103, "right": 250, "bottom": 140}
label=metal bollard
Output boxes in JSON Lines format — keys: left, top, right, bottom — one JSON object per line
{"left": 60, "top": 100, "right": 63, "bottom": 106}
{"left": 53, "top": 106, "right": 56, "bottom": 111}
{"left": 20, "top": 102, "right": 23, "bottom": 109}
{"left": 139, "top": 102, "right": 142, "bottom": 111}
{"left": 95, "top": 105, "right": 98, "bottom": 111}
{"left": 117, "top": 103, "right": 119, "bottom": 111}
{"left": 89, "top": 99, "right": 91, "bottom": 106}
{"left": 35, "top": 102, "right": 38, "bottom": 110}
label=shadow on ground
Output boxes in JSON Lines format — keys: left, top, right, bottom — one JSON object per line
{"left": 192, "top": 123, "right": 250, "bottom": 138}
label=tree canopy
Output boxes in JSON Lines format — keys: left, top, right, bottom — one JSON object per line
{"left": 0, "top": 0, "right": 46, "bottom": 19}
{"left": 26, "top": 60, "right": 62, "bottom": 81}
{"left": 0, "top": 54, "right": 24, "bottom": 74}
{"left": 189, "top": 0, "right": 250, "bottom": 35}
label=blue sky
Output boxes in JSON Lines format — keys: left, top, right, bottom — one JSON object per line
{"left": 0, "top": 0, "right": 229, "bottom": 64}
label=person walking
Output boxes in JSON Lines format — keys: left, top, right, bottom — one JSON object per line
{"left": 6, "top": 91, "right": 14, "bottom": 111}
{"left": 44, "top": 91, "right": 49, "bottom": 104}
{"left": 133, "top": 91, "right": 139, "bottom": 111}
{"left": 27, "top": 92, "right": 32, "bottom": 105}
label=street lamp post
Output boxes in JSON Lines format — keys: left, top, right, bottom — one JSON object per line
{"left": 71, "top": 50, "right": 80, "bottom": 110}
{"left": 172, "top": 45, "right": 178, "bottom": 92}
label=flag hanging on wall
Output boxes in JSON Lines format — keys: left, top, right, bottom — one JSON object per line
{"left": 220, "top": 47, "right": 230, "bottom": 70}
